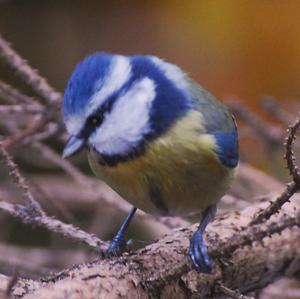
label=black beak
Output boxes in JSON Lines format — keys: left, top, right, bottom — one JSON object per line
{"left": 62, "top": 135, "right": 85, "bottom": 158}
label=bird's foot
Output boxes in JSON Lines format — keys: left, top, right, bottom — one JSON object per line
{"left": 106, "top": 235, "right": 131, "bottom": 257}
{"left": 188, "top": 230, "right": 213, "bottom": 273}
{"left": 105, "top": 207, "right": 137, "bottom": 258}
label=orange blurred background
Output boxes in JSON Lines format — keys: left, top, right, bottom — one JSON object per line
{"left": 1, "top": 0, "right": 300, "bottom": 108}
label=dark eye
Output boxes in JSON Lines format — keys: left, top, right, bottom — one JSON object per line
{"left": 88, "top": 115, "right": 103, "bottom": 127}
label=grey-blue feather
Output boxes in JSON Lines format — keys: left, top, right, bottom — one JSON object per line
{"left": 190, "top": 82, "right": 239, "bottom": 168}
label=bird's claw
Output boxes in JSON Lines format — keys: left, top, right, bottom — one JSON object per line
{"left": 106, "top": 236, "right": 131, "bottom": 257}
{"left": 188, "top": 230, "right": 213, "bottom": 273}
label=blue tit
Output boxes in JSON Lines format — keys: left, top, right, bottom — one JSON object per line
{"left": 62, "top": 53, "right": 239, "bottom": 273}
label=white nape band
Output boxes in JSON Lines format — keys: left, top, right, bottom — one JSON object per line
{"left": 151, "top": 56, "right": 189, "bottom": 94}
{"left": 87, "top": 55, "right": 132, "bottom": 117}
{"left": 90, "top": 77, "right": 156, "bottom": 156}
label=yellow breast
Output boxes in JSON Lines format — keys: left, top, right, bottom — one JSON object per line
{"left": 88, "top": 111, "right": 235, "bottom": 216}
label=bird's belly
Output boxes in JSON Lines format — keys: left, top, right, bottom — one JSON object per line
{"left": 88, "top": 146, "right": 235, "bottom": 217}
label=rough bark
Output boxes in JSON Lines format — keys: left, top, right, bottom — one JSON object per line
{"left": 3, "top": 198, "right": 299, "bottom": 299}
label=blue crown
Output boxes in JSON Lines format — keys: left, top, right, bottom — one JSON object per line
{"left": 63, "top": 53, "right": 114, "bottom": 116}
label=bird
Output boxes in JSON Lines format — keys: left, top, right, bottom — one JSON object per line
{"left": 62, "top": 53, "right": 239, "bottom": 273}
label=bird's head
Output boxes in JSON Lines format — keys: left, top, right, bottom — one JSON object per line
{"left": 62, "top": 53, "right": 191, "bottom": 166}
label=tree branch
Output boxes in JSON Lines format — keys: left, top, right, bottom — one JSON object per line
{"left": 7, "top": 199, "right": 300, "bottom": 299}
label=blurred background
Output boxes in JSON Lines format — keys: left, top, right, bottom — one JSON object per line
{"left": 0, "top": 1, "right": 300, "bottom": 297}
{"left": 1, "top": 0, "right": 300, "bottom": 170}
{"left": 1, "top": 1, "right": 300, "bottom": 105}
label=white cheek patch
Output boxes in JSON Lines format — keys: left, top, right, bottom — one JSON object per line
{"left": 86, "top": 55, "right": 132, "bottom": 117}
{"left": 151, "top": 56, "right": 189, "bottom": 94}
{"left": 89, "top": 77, "right": 156, "bottom": 156}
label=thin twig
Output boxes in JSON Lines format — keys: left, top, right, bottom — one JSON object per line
{"left": 24, "top": 122, "right": 60, "bottom": 143}
{"left": 26, "top": 176, "right": 78, "bottom": 226}
{"left": 249, "top": 116, "right": 300, "bottom": 226}
{"left": 0, "top": 143, "right": 42, "bottom": 214}
{"left": 0, "top": 200, "right": 108, "bottom": 253}
{"left": 0, "top": 35, "right": 62, "bottom": 105}
{"left": 285, "top": 116, "right": 300, "bottom": 187}
{"left": 228, "top": 98, "right": 283, "bottom": 146}
{"left": 220, "top": 209, "right": 300, "bottom": 259}
{"left": 0, "top": 102, "right": 60, "bottom": 145}
{"left": 31, "top": 142, "right": 94, "bottom": 186}
{"left": 0, "top": 80, "right": 37, "bottom": 104}
{"left": 0, "top": 104, "right": 43, "bottom": 114}
{"left": 216, "top": 283, "right": 255, "bottom": 299}
{"left": 249, "top": 182, "right": 297, "bottom": 226}
{"left": 2, "top": 115, "right": 49, "bottom": 149}
{"left": 260, "top": 96, "right": 294, "bottom": 124}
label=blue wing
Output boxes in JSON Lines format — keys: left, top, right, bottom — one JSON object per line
{"left": 212, "top": 129, "right": 239, "bottom": 168}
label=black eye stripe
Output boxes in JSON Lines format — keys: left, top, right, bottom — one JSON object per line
{"left": 79, "top": 95, "right": 117, "bottom": 139}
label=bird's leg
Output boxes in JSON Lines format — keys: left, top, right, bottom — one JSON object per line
{"left": 188, "top": 205, "right": 216, "bottom": 273}
{"left": 106, "top": 207, "right": 137, "bottom": 257}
